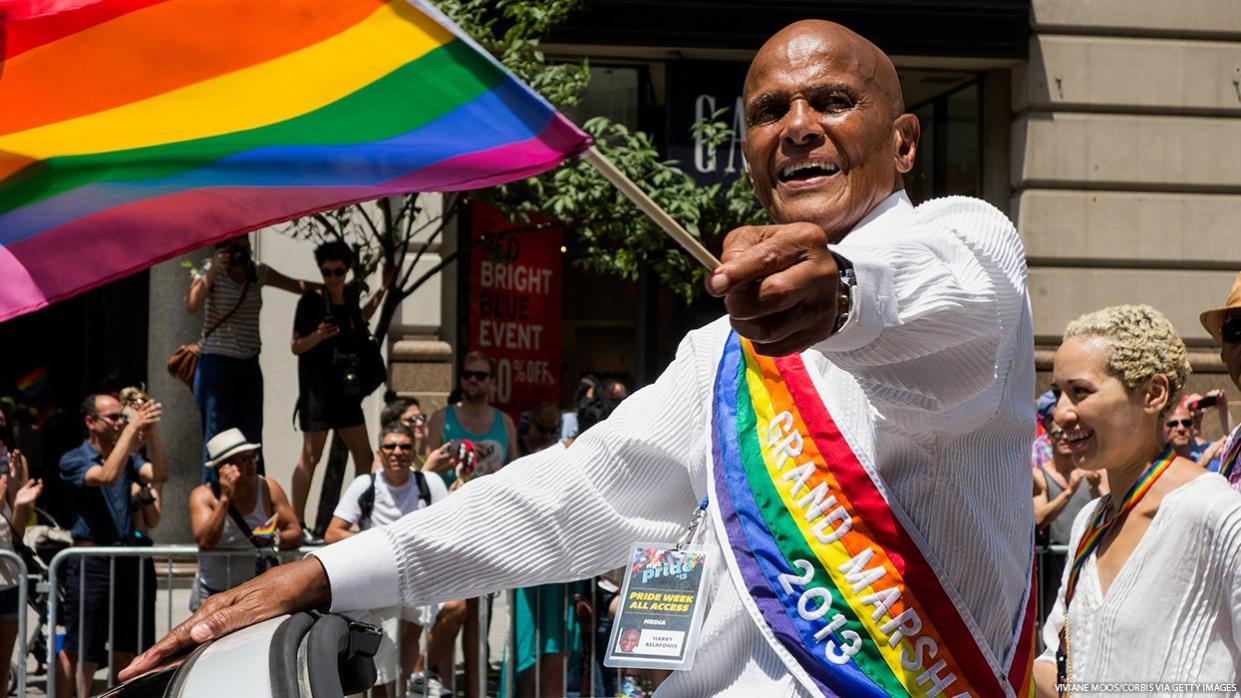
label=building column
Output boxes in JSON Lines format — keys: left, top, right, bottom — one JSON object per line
{"left": 145, "top": 255, "right": 205, "bottom": 544}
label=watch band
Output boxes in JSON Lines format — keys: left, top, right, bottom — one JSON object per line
{"left": 831, "top": 252, "right": 855, "bottom": 335}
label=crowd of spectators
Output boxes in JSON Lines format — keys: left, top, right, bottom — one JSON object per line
{"left": 10, "top": 230, "right": 1238, "bottom": 696}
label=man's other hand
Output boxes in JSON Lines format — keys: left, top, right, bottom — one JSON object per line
{"left": 119, "top": 557, "right": 331, "bottom": 682}
{"left": 706, "top": 222, "right": 840, "bottom": 357}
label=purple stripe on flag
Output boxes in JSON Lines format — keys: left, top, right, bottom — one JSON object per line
{"left": 0, "top": 116, "right": 585, "bottom": 322}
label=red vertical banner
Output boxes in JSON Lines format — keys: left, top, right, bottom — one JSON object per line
{"left": 467, "top": 203, "right": 562, "bottom": 419}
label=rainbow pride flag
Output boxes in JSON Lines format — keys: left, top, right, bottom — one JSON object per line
{"left": 251, "top": 514, "right": 279, "bottom": 541}
{"left": 0, "top": 0, "right": 591, "bottom": 322}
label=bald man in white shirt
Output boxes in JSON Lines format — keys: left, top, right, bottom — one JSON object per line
{"left": 127, "top": 20, "right": 1036, "bottom": 697}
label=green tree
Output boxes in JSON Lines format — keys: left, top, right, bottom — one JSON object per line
{"left": 285, "top": 0, "right": 769, "bottom": 535}
{"left": 283, "top": 0, "right": 767, "bottom": 345}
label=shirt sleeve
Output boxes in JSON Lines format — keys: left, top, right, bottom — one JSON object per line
{"left": 58, "top": 449, "right": 87, "bottom": 487}
{"left": 816, "top": 198, "right": 1028, "bottom": 433}
{"left": 312, "top": 329, "right": 710, "bottom": 611}
{"left": 332, "top": 476, "right": 369, "bottom": 525}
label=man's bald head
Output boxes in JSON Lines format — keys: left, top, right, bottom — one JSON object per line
{"left": 740, "top": 20, "right": 919, "bottom": 240}
{"left": 746, "top": 21, "right": 904, "bottom": 117}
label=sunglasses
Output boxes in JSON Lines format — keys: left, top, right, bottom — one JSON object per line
{"left": 96, "top": 412, "right": 128, "bottom": 424}
{"left": 320, "top": 266, "right": 348, "bottom": 278}
{"left": 403, "top": 414, "right": 426, "bottom": 427}
{"left": 228, "top": 451, "right": 258, "bottom": 465}
{"left": 1224, "top": 317, "right": 1241, "bottom": 345}
{"left": 461, "top": 369, "right": 490, "bottom": 381}
{"left": 381, "top": 442, "right": 414, "bottom": 452}
{"left": 1165, "top": 418, "right": 1194, "bottom": 429}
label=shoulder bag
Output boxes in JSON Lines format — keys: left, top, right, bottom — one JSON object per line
{"left": 167, "top": 278, "right": 251, "bottom": 388}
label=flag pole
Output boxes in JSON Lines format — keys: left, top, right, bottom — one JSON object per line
{"left": 581, "top": 146, "right": 721, "bottom": 271}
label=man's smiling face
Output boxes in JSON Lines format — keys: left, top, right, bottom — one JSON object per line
{"left": 741, "top": 21, "right": 918, "bottom": 241}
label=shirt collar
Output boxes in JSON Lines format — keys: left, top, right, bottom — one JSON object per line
{"left": 838, "top": 189, "right": 914, "bottom": 249}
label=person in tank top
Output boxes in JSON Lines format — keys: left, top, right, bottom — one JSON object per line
{"left": 188, "top": 429, "right": 302, "bottom": 610}
{"left": 426, "top": 351, "right": 518, "bottom": 482}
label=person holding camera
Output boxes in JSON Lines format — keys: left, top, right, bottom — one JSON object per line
{"left": 185, "top": 234, "right": 318, "bottom": 481}
{"left": 189, "top": 428, "right": 302, "bottom": 612}
{"left": 290, "top": 241, "right": 390, "bottom": 535}
{"left": 56, "top": 394, "right": 167, "bottom": 698}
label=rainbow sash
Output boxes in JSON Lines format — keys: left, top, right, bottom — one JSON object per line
{"left": 1218, "top": 429, "right": 1241, "bottom": 481}
{"left": 710, "top": 333, "right": 1036, "bottom": 697}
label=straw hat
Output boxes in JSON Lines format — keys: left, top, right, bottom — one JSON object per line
{"left": 204, "top": 428, "right": 261, "bottom": 468}
{"left": 1200, "top": 271, "right": 1241, "bottom": 342}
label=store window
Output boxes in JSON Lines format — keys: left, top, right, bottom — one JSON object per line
{"left": 903, "top": 72, "right": 980, "bottom": 203}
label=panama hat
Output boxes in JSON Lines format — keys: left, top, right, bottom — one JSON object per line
{"left": 204, "top": 428, "right": 261, "bottom": 468}
{"left": 1200, "top": 271, "right": 1241, "bottom": 343}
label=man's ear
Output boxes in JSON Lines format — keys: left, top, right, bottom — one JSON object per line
{"left": 892, "top": 113, "right": 920, "bottom": 175}
{"left": 1144, "top": 374, "right": 1172, "bottom": 415}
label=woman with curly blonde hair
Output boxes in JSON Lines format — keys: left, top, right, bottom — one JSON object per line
{"left": 1034, "top": 305, "right": 1241, "bottom": 696}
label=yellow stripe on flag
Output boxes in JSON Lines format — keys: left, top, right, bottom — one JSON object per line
{"left": 0, "top": 1, "right": 452, "bottom": 160}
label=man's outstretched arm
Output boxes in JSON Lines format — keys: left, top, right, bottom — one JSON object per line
{"left": 122, "top": 329, "right": 711, "bottom": 680}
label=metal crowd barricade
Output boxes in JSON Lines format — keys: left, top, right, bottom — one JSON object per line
{"left": 1034, "top": 544, "right": 1069, "bottom": 639}
{"left": 45, "top": 545, "right": 306, "bottom": 698}
{"left": 42, "top": 543, "right": 626, "bottom": 698}
{"left": 0, "top": 549, "right": 29, "bottom": 698}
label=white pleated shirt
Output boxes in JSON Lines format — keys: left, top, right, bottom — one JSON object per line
{"left": 1038, "top": 474, "right": 1241, "bottom": 696}
{"left": 314, "top": 191, "right": 1037, "bottom": 697}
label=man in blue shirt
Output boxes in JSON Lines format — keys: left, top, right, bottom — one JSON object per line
{"left": 56, "top": 393, "right": 167, "bottom": 698}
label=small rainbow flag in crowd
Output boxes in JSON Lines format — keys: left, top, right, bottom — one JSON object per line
{"left": 15, "top": 366, "right": 47, "bottom": 397}
{"left": 251, "top": 514, "right": 279, "bottom": 541}
{"left": 0, "top": 0, "right": 591, "bottom": 322}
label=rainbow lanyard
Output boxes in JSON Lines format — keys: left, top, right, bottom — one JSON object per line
{"left": 1218, "top": 432, "right": 1241, "bottom": 480}
{"left": 1063, "top": 445, "right": 1176, "bottom": 606}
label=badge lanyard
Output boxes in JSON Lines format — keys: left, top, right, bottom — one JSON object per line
{"left": 1056, "top": 445, "right": 1176, "bottom": 694}
{"left": 604, "top": 497, "right": 711, "bottom": 672}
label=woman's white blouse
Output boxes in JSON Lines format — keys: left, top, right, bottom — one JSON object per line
{"left": 1039, "top": 474, "right": 1241, "bottom": 695}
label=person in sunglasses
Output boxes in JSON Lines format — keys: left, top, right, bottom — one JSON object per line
{"left": 189, "top": 428, "right": 302, "bottom": 611}
{"left": 56, "top": 394, "right": 167, "bottom": 697}
{"left": 1162, "top": 396, "right": 1208, "bottom": 462}
{"left": 1200, "top": 271, "right": 1241, "bottom": 492}
{"left": 519, "top": 401, "right": 564, "bottom": 457}
{"left": 327, "top": 422, "right": 447, "bottom": 697}
{"left": 289, "top": 240, "right": 391, "bottom": 534}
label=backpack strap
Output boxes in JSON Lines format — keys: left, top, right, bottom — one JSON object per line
{"left": 358, "top": 473, "right": 377, "bottom": 524}
{"left": 414, "top": 470, "right": 431, "bottom": 507}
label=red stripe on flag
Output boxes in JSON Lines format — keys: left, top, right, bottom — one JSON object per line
{"left": 2, "top": 0, "right": 165, "bottom": 57}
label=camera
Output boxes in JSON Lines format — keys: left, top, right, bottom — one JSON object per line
{"left": 228, "top": 247, "right": 251, "bottom": 267}
{"left": 1191, "top": 395, "right": 1220, "bottom": 411}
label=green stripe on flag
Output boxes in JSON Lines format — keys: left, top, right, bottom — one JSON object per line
{"left": 0, "top": 40, "right": 504, "bottom": 214}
